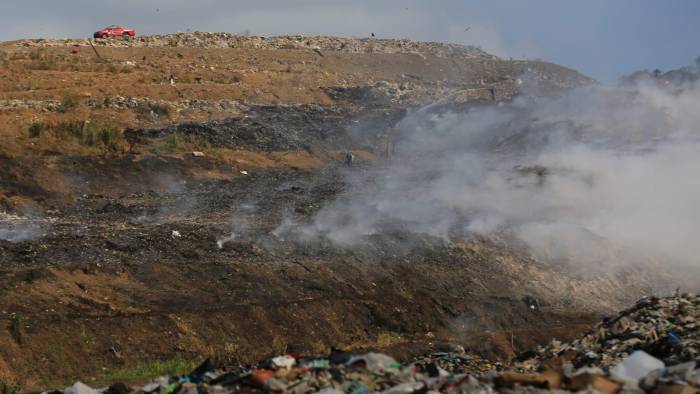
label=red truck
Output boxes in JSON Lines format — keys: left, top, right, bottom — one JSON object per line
{"left": 93, "top": 25, "right": 136, "bottom": 39}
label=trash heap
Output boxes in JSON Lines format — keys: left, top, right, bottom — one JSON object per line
{"left": 411, "top": 351, "right": 505, "bottom": 376}
{"left": 59, "top": 350, "right": 510, "bottom": 394}
{"left": 54, "top": 294, "right": 699, "bottom": 394}
{"left": 524, "top": 293, "right": 699, "bottom": 369}
{"left": 18, "top": 33, "right": 495, "bottom": 60}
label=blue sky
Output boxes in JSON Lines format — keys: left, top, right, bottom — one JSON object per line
{"left": 0, "top": 0, "right": 698, "bottom": 81}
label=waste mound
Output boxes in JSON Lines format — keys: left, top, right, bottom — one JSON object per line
{"left": 18, "top": 33, "right": 495, "bottom": 60}
{"left": 52, "top": 294, "right": 698, "bottom": 393}
{"left": 524, "top": 293, "right": 699, "bottom": 369}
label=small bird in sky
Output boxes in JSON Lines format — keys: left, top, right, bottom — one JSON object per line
{"left": 464, "top": 27, "right": 471, "bottom": 32}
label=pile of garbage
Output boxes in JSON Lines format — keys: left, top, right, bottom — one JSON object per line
{"left": 17, "top": 33, "right": 496, "bottom": 60}
{"left": 523, "top": 293, "right": 699, "bottom": 369}
{"left": 58, "top": 351, "right": 506, "bottom": 394}
{"left": 411, "top": 351, "right": 506, "bottom": 376}
{"left": 54, "top": 294, "right": 699, "bottom": 393}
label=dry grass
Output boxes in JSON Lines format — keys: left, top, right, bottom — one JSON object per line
{"left": 29, "top": 119, "right": 126, "bottom": 153}
{"left": 135, "top": 102, "right": 174, "bottom": 121}
{"left": 148, "top": 134, "right": 210, "bottom": 155}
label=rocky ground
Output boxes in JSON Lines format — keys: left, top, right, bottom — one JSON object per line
{"left": 0, "top": 33, "right": 686, "bottom": 391}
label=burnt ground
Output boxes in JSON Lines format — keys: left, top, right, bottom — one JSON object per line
{"left": 0, "top": 104, "right": 669, "bottom": 389}
{"left": 0, "top": 34, "right": 672, "bottom": 390}
{"left": 0, "top": 163, "right": 611, "bottom": 385}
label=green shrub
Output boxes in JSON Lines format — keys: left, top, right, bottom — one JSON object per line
{"left": 99, "top": 356, "right": 196, "bottom": 384}
{"left": 27, "top": 58, "right": 57, "bottom": 71}
{"left": 98, "top": 126, "right": 122, "bottom": 152}
{"left": 0, "top": 382, "right": 19, "bottom": 394}
{"left": 149, "top": 134, "right": 179, "bottom": 154}
{"left": 0, "top": 51, "right": 8, "bottom": 68}
{"left": 55, "top": 120, "right": 85, "bottom": 139}
{"left": 55, "top": 120, "right": 124, "bottom": 153}
{"left": 58, "top": 94, "right": 81, "bottom": 113}
{"left": 25, "top": 49, "right": 58, "bottom": 70}
{"left": 80, "top": 124, "right": 123, "bottom": 152}
{"left": 10, "top": 314, "right": 23, "bottom": 344}
{"left": 28, "top": 48, "right": 46, "bottom": 61}
{"left": 28, "top": 121, "right": 46, "bottom": 138}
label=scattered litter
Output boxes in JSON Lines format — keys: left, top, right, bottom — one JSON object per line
{"left": 525, "top": 293, "right": 699, "bottom": 369}
{"left": 17, "top": 33, "right": 496, "bottom": 65}
{"left": 47, "top": 295, "right": 700, "bottom": 393}
{"left": 611, "top": 350, "right": 665, "bottom": 382}
{"left": 192, "top": 151, "right": 205, "bottom": 157}
{"left": 239, "top": 170, "right": 248, "bottom": 175}
{"left": 171, "top": 230, "right": 181, "bottom": 238}
{"left": 346, "top": 352, "right": 399, "bottom": 374}
{"left": 62, "top": 381, "right": 97, "bottom": 394}
{"left": 271, "top": 355, "right": 296, "bottom": 370}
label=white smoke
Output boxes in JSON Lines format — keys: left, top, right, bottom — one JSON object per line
{"left": 279, "top": 80, "right": 700, "bottom": 273}
{"left": 217, "top": 202, "right": 256, "bottom": 249}
{"left": 0, "top": 212, "right": 48, "bottom": 242}
{"left": 217, "top": 232, "right": 237, "bottom": 249}
{"left": 132, "top": 175, "right": 197, "bottom": 224}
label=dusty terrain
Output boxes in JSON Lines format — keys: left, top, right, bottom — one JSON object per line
{"left": 0, "top": 33, "right": 671, "bottom": 390}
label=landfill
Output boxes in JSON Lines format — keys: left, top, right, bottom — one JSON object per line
{"left": 17, "top": 33, "right": 495, "bottom": 60}
{"left": 51, "top": 294, "right": 699, "bottom": 393}
{"left": 523, "top": 293, "right": 699, "bottom": 369}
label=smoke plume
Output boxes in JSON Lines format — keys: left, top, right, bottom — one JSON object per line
{"left": 0, "top": 212, "right": 48, "bottom": 242}
{"left": 281, "top": 80, "right": 700, "bottom": 272}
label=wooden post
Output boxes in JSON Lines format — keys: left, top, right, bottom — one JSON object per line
{"left": 88, "top": 39, "right": 102, "bottom": 61}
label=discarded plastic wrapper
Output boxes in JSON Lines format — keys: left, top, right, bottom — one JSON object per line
{"left": 347, "top": 352, "right": 399, "bottom": 374}
{"left": 611, "top": 350, "right": 665, "bottom": 382}
{"left": 271, "top": 354, "right": 296, "bottom": 370}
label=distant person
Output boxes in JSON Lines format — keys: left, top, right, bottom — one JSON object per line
{"left": 345, "top": 152, "right": 355, "bottom": 167}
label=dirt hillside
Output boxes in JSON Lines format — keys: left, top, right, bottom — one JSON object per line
{"left": 0, "top": 33, "right": 666, "bottom": 390}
